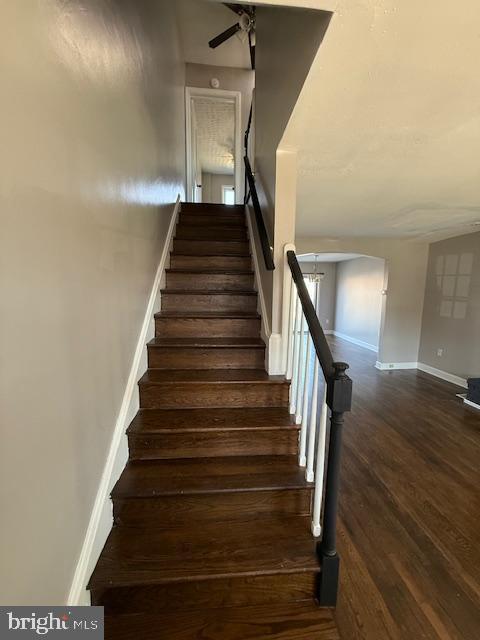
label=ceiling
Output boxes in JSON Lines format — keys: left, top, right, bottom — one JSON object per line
{"left": 194, "top": 97, "right": 235, "bottom": 175}
{"left": 282, "top": 0, "right": 480, "bottom": 241}
{"left": 298, "top": 252, "right": 366, "bottom": 262}
{"left": 176, "top": 0, "right": 251, "bottom": 69}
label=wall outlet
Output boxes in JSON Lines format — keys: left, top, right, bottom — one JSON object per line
{"left": 325, "top": 318, "right": 329, "bottom": 325}
{"left": 437, "top": 348, "right": 443, "bottom": 357}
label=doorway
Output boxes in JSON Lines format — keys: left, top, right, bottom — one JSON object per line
{"left": 185, "top": 87, "right": 242, "bottom": 204}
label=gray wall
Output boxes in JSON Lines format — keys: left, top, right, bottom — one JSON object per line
{"left": 0, "top": 0, "right": 185, "bottom": 604}
{"left": 334, "top": 257, "right": 385, "bottom": 350}
{"left": 202, "top": 173, "right": 234, "bottom": 204}
{"left": 296, "top": 237, "right": 428, "bottom": 365}
{"left": 300, "top": 262, "right": 337, "bottom": 332}
{"left": 255, "top": 6, "right": 331, "bottom": 223}
{"left": 419, "top": 231, "right": 480, "bottom": 378}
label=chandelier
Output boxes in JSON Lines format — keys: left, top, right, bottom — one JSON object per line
{"left": 307, "top": 255, "right": 325, "bottom": 283}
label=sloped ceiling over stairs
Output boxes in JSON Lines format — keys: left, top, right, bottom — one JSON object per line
{"left": 280, "top": 0, "right": 480, "bottom": 241}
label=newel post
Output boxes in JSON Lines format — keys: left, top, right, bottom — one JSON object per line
{"left": 317, "top": 361, "right": 352, "bottom": 607}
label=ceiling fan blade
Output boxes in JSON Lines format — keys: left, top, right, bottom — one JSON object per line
{"left": 209, "top": 23, "right": 241, "bottom": 49}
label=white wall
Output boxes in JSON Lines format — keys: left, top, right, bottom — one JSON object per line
{"left": 296, "top": 237, "right": 429, "bottom": 366}
{"left": 334, "top": 257, "right": 385, "bottom": 351}
{"left": 0, "top": 0, "right": 185, "bottom": 604}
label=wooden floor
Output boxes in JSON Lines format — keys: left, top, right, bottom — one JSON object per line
{"left": 329, "top": 335, "right": 480, "bottom": 640}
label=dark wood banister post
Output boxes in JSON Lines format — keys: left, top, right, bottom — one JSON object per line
{"left": 317, "top": 361, "right": 352, "bottom": 607}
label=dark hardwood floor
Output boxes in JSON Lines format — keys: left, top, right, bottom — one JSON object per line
{"left": 328, "top": 335, "right": 480, "bottom": 640}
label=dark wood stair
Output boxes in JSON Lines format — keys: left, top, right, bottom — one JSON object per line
{"left": 89, "top": 202, "right": 335, "bottom": 639}
{"left": 104, "top": 604, "right": 339, "bottom": 640}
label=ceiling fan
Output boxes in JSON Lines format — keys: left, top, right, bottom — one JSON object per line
{"left": 208, "top": 3, "right": 256, "bottom": 70}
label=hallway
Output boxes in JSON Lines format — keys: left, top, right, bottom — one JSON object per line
{"left": 329, "top": 337, "right": 480, "bottom": 639}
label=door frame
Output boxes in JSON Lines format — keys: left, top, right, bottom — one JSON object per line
{"left": 185, "top": 86, "right": 242, "bottom": 204}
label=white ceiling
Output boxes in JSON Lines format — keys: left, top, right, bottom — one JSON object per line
{"left": 298, "top": 252, "right": 365, "bottom": 262}
{"left": 282, "top": 0, "right": 480, "bottom": 241}
{"left": 176, "top": 0, "right": 251, "bottom": 69}
{"left": 194, "top": 98, "right": 235, "bottom": 175}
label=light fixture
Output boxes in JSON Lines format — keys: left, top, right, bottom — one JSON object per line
{"left": 307, "top": 255, "right": 325, "bottom": 283}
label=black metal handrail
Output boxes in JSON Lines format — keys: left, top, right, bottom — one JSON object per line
{"left": 244, "top": 155, "right": 275, "bottom": 271}
{"left": 286, "top": 248, "right": 352, "bottom": 607}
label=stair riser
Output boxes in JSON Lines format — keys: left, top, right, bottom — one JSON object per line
{"left": 170, "top": 255, "right": 251, "bottom": 271}
{"left": 155, "top": 317, "right": 261, "bottom": 339}
{"left": 173, "top": 239, "right": 249, "bottom": 256}
{"left": 128, "top": 428, "right": 298, "bottom": 459}
{"left": 91, "top": 572, "right": 318, "bottom": 615}
{"left": 113, "top": 489, "right": 312, "bottom": 527}
{"left": 147, "top": 347, "right": 265, "bottom": 370}
{"left": 181, "top": 203, "right": 245, "bottom": 215}
{"left": 179, "top": 213, "right": 246, "bottom": 227}
{"left": 176, "top": 226, "right": 248, "bottom": 241}
{"left": 162, "top": 293, "right": 257, "bottom": 313}
{"left": 139, "top": 382, "right": 289, "bottom": 409}
{"left": 166, "top": 272, "right": 254, "bottom": 291}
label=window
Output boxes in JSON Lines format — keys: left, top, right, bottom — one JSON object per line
{"left": 222, "top": 186, "right": 235, "bottom": 205}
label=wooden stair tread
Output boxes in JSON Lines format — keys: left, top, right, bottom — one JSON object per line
{"left": 162, "top": 289, "right": 256, "bottom": 295}
{"left": 155, "top": 310, "right": 260, "bottom": 319}
{"left": 172, "top": 251, "right": 251, "bottom": 257}
{"left": 139, "top": 370, "right": 286, "bottom": 385}
{"left": 88, "top": 515, "right": 320, "bottom": 588}
{"left": 148, "top": 337, "right": 264, "bottom": 349}
{"left": 166, "top": 269, "right": 254, "bottom": 275}
{"left": 127, "top": 407, "right": 297, "bottom": 431}
{"left": 104, "top": 604, "right": 340, "bottom": 640}
{"left": 176, "top": 224, "right": 248, "bottom": 231}
{"left": 112, "top": 456, "right": 311, "bottom": 498}
{"left": 181, "top": 203, "right": 245, "bottom": 213}
{"left": 127, "top": 407, "right": 297, "bottom": 434}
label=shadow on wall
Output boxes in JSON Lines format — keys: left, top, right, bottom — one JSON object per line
{"left": 299, "top": 253, "right": 388, "bottom": 356}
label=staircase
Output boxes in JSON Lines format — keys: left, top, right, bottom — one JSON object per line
{"left": 88, "top": 202, "right": 340, "bottom": 639}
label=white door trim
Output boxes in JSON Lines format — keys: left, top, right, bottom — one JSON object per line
{"left": 185, "top": 86, "right": 242, "bottom": 204}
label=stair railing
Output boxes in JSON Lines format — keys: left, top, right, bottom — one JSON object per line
{"left": 243, "top": 101, "right": 274, "bottom": 271}
{"left": 282, "top": 243, "right": 352, "bottom": 606}
{"left": 244, "top": 156, "right": 274, "bottom": 271}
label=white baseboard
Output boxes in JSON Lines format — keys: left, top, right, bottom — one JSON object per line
{"left": 375, "top": 361, "right": 418, "bottom": 371}
{"left": 324, "top": 329, "right": 334, "bottom": 335}
{"left": 417, "top": 362, "right": 468, "bottom": 388}
{"left": 246, "top": 205, "right": 272, "bottom": 371}
{"left": 374, "top": 360, "right": 469, "bottom": 389}
{"left": 268, "top": 333, "right": 283, "bottom": 375}
{"left": 464, "top": 398, "right": 480, "bottom": 410}
{"left": 67, "top": 196, "right": 181, "bottom": 605}
{"left": 333, "top": 331, "right": 378, "bottom": 353}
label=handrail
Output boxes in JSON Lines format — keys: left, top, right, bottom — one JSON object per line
{"left": 284, "top": 244, "right": 352, "bottom": 607}
{"left": 244, "top": 155, "right": 275, "bottom": 271}
{"left": 287, "top": 250, "right": 335, "bottom": 381}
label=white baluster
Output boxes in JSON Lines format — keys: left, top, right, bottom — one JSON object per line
{"left": 306, "top": 358, "right": 319, "bottom": 482}
{"left": 295, "top": 313, "right": 306, "bottom": 424}
{"left": 289, "top": 298, "right": 302, "bottom": 414}
{"left": 286, "top": 283, "right": 296, "bottom": 380}
{"left": 312, "top": 384, "right": 328, "bottom": 537}
{"left": 299, "top": 335, "right": 313, "bottom": 467}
